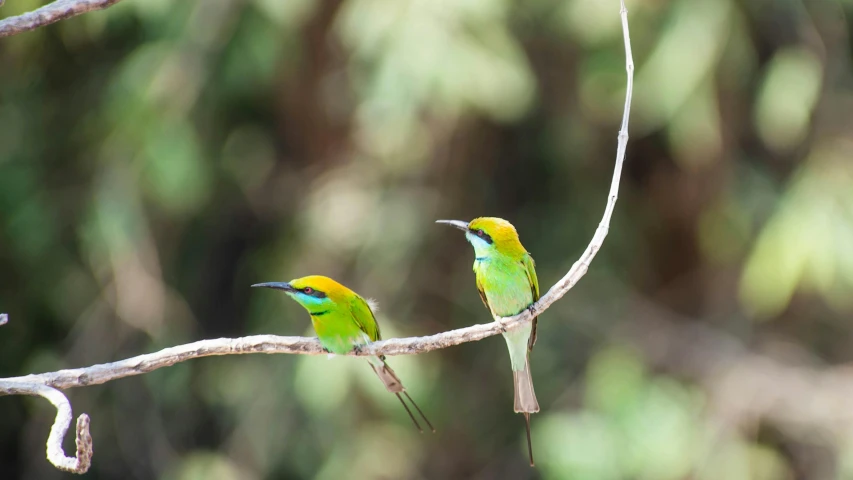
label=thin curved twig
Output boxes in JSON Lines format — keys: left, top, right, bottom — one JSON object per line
{"left": 0, "top": 0, "right": 633, "bottom": 474}
{"left": 0, "top": 381, "right": 93, "bottom": 473}
{"left": 0, "top": 0, "right": 123, "bottom": 38}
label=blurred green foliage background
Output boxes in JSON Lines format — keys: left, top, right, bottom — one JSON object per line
{"left": 2, "top": 0, "right": 853, "bottom": 478}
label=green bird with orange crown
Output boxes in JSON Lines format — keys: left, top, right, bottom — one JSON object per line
{"left": 252, "top": 275, "right": 433, "bottom": 432}
{"left": 437, "top": 217, "right": 540, "bottom": 466}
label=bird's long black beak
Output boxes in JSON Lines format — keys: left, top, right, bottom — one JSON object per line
{"left": 435, "top": 219, "right": 470, "bottom": 232}
{"left": 251, "top": 282, "right": 296, "bottom": 292}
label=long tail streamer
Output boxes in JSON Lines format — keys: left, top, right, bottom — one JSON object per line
{"left": 524, "top": 413, "right": 534, "bottom": 467}
{"left": 404, "top": 391, "right": 435, "bottom": 433}
{"left": 395, "top": 393, "right": 423, "bottom": 433}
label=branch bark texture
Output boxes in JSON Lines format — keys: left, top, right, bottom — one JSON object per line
{"left": 0, "top": 0, "right": 122, "bottom": 37}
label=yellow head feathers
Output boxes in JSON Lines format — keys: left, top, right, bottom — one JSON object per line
{"left": 288, "top": 275, "right": 356, "bottom": 303}
{"left": 468, "top": 217, "right": 527, "bottom": 257}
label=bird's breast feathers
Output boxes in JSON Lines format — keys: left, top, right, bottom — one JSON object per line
{"left": 311, "top": 310, "right": 371, "bottom": 354}
{"left": 474, "top": 258, "right": 535, "bottom": 317}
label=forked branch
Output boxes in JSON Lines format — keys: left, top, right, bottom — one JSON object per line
{"left": 0, "top": 1, "right": 633, "bottom": 474}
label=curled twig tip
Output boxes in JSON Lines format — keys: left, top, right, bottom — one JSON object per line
{"left": 74, "top": 414, "right": 93, "bottom": 473}
{"left": 0, "top": 382, "right": 94, "bottom": 474}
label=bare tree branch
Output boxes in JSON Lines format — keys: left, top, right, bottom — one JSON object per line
{"left": 0, "top": 0, "right": 122, "bottom": 38}
{"left": 4, "top": 332, "right": 512, "bottom": 390}
{"left": 0, "top": 1, "right": 634, "bottom": 474}
{"left": 526, "top": 0, "right": 634, "bottom": 313}
{"left": 0, "top": 381, "right": 92, "bottom": 473}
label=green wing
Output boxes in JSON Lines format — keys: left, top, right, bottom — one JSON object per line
{"left": 522, "top": 253, "right": 540, "bottom": 349}
{"left": 474, "top": 272, "right": 491, "bottom": 311}
{"left": 523, "top": 253, "right": 540, "bottom": 302}
{"left": 348, "top": 294, "right": 382, "bottom": 342}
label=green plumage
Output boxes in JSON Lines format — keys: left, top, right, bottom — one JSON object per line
{"left": 310, "top": 292, "right": 379, "bottom": 355}
{"left": 251, "top": 275, "right": 433, "bottom": 432}
{"left": 475, "top": 251, "right": 540, "bottom": 371}
{"left": 437, "top": 216, "right": 541, "bottom": 466}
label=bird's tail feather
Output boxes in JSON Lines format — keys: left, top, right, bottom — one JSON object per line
{"left": 369, "top": 357, "right": 435, "bottom": 433}
{"left": 394, "top": 392, "right": 423, "bottom": 433}
{"left": 513, "top": 357, "right": 540, "bottom": 413}
{"left": 514, "top": 358, "right": 538, "bottom": 467}
{"left": 369, "top": 357, "right": 404, "bottom": 393}
{"left": 524, "top": 412, "right": 535, "bottom": 467}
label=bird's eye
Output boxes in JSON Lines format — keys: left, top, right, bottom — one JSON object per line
{"left": 303, "top": 287, "right": 313, "bottom": 294}
{"left": 477, "top": 230, "right": 485, "bottom": 237}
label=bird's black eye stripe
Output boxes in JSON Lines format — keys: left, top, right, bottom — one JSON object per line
{"left": 300, "top": 287, "right": 327, "bottom": 298}
{"left": 473, "top": 229, "right": 494, "bottom": 244}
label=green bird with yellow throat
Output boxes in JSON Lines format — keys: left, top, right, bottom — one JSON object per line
{"left": 252, "top": 275, "right": 433, "bottom": 432}
{"left": 437, "top": 217, "right": 540, "bottom": 466}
